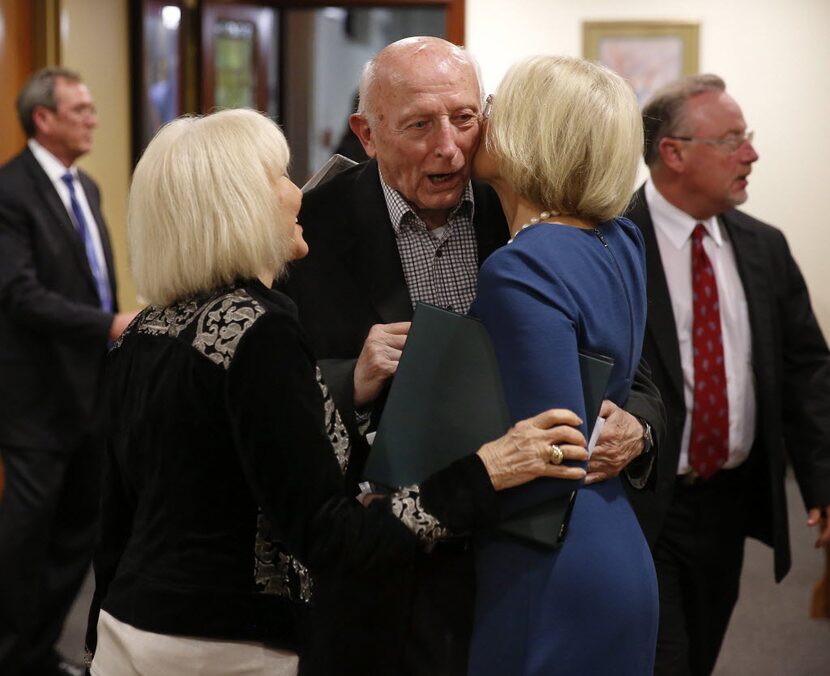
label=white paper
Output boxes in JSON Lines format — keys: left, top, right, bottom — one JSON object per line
{"left": 587, "top": 416, "right": 605, "bottom": 458}
{"left": 301, "top": 153, "right": 358, "bottom": 193}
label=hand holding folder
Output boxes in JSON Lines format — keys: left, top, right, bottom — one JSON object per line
{"left": 365, "top": 303, "right": 614, "bottom": 547}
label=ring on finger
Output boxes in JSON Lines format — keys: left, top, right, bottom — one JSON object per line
{"left": 549, "top": 444, "right": 564, "bottom": 465}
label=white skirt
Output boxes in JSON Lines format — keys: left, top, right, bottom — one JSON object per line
{"left": 90, "top": 610, "right": 299, "bottom": 676}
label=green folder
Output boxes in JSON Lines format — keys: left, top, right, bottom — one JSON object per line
{"left": 365, "top": 303, "right": 614, "bottom": 547}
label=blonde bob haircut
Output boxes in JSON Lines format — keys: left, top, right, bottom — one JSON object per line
{"left": 129, "top": 108, "right": 292, "bottom": 306}
{"left": 485, "top": 55, "right": 643, "bottom": 223}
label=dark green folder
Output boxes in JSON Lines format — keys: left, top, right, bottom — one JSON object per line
{"left": 364, "top": 302, "right": 614, "bottom": 547}
{"left": 499, "top": 349, "right": 614, "bottom": 547}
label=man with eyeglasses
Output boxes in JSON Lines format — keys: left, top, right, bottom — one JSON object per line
{"left": 0, "top": 67, "right": 135, "bottom": 676}
{"left": 623, "top": 73, "right": 830, "bottom": 676}
{"left": 284, "top": 37, "right": 666, "bottom": 675}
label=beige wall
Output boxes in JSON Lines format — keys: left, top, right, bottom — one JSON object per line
{"left": 60, "top": 0, "right": 137, "bottom": 310}
{"left": 468, "top": 0, "right": 830, "bottom": 336}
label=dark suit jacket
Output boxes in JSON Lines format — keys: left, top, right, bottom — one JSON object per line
{"left": 0, "top": 146, "right": 117, "bottom": 451}
{"left": 284, "top": 161, "right": 666, "bottom": 673}
{"left": 285, "top": 160, "right": 508, "bottom": 489}
{"left": 624, "top": 184, "right": 830, "bottom": 581}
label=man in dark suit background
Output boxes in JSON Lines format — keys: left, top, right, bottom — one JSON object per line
{"left": 285, "top": 37, "right": 665, "bottom": 675}
{"left": 624, "top": 73, "right": 830, "bottom": 676}
{"left": 0, "top": 67, "right": 135, "bottom": 676}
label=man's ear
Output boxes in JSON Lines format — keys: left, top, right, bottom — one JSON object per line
{"left": 31, "top": 105, "right": 53, "bottom": 138}
{"left": 658, "top": 137, "right": 686, "bottom": 173}
{"left": 349, "top": 114, "right": 376, "bottom": 158}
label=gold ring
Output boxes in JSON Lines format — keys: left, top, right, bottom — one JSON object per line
{"left": 549, "top": 444, "right": 564, "bottom": 465}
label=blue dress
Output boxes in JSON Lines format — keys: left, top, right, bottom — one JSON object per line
{"left": 468, "top": 219, "right": 658, "bottom": 676}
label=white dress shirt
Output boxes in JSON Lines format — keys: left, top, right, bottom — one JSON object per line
{"left": 645, "top": 179, "right": 756, "bottom": 474}
{"left": 28, "top": 138, "right": 111, "bottom": 287}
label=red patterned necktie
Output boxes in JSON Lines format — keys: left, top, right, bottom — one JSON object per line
{"left": 689, "top": 223, "right": 729, "bottom": 479}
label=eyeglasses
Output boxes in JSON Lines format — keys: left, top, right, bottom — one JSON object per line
{"left": 668, "top": 130, "right": 755, "bottom": 153}
{"left": 63, "top": 103, "right": 97, "bottom": 120}
{"left": 482, "top": 94, "right": 493, "bottom": 120}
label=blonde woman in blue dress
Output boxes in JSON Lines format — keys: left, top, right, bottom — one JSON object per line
{"left": 469, "top": 56, "right": 659, "bottom": 675}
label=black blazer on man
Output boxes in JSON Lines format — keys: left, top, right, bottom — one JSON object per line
{"left": 624, "top": 185, "right": 830, "bottom": 581}
{"left": 285, "top": 161, "right": 665, "bottom": 674}
{"left": 0, "top": 145, "right": 117, "bottom": 673}
{"left": 284, "top": 159, "right": 508, "bottom": 674}
{"left": 286, "top": 160, "right": 507, "bottom": 477}
{"left": 0, "top": 146, "right": 117, "bottom": 451}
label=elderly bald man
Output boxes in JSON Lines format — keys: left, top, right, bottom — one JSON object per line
{"left": 285, "top": 37, "right": 665, "bottom": 675}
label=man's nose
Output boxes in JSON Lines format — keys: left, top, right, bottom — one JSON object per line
{"left": 740, "top": 138, "right": 759, "bottom": 163}
{"left": 432, "top": 119, "right": 461, "bottom": 159}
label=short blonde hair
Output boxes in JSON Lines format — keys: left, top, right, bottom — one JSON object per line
{"left": 129, "top": 109, "right": 292, "bottom": 306}
{"left": 485, "top": 55, "right": 643, "bottom": 222}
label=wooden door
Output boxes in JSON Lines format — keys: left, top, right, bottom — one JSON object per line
{"left": 201, "top": 3, "right": 277, "bottom": 114}
{"left": 0, "top": 0, "right": 34, "bottom": 165}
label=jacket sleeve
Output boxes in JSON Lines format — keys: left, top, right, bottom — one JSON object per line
{"left": 621, "top": 357, "right": 665, "bottom": 490}
{"left": 772, "top": 232, "right": 830, "bottom": 510}
{"left": 0, "top": 197, "right": 113, "bottom": 341}
{"left": 225, "top": 313, "right": 497, "bottom": 575}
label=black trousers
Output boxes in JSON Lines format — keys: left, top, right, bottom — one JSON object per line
{"left": 653, "top": 465, "right": 751, "bottom": 676}
{"left": 0, "top": 440, "right": 102, "bottom": 675}
{"left": 303, "top": 542, "right": 474, "bottom": 676}
{"left": 400, "top": 544, "right": 474, "bottom": 676}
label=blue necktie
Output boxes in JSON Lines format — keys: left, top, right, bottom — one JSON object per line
{"left": 61, "top": 172, "right": 113, "bottom": 312}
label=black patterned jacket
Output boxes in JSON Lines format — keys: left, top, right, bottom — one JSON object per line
{"left": 84, "top": 279, "right": 497, "bottom": 674}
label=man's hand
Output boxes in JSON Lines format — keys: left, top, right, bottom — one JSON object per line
{"left": 585, "top": 400, "right": 645, "bottom": 485}
{"left": 807, "top": 505, "right": 830, "bottom": 548}
{"left": 353, "top": 322, "right": 410, "bottom": 408}
{"left": 108, "top": 311, "right": 139, "bottom": 341}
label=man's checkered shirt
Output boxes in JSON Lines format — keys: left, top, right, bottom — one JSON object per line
{"left": 379, "top": 173, "right": 479, "bottom": 315}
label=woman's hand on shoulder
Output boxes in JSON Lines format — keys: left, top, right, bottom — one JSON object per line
{"left": 477, "top": 409, "right": 587, "bottom": 491}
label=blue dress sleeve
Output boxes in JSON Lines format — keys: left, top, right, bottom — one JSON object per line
{"left": 473, "top": 239, "right": 586, "bottom": 514}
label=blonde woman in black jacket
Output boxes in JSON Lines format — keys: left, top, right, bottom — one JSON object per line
{"left": 85, "top": 108, "right": 587, "bottom": 676}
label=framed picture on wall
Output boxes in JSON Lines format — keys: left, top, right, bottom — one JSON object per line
{"left": 583, "top": 21, "right": 699, "bottom": 106}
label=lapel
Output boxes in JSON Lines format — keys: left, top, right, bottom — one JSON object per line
{"left": 719, "top": 211, "right": 773, "bottom": 373}
{"left": 21, "top": 148, "right": 100, "bottom": 295}
{"left": 471, "top": 179, "right": 509, "bottom": 265}
{"left": 22, "top": 148, "right": 78, "bottom": 240}
{"left": 628, "top": 186, "right": 685, "bottom": 400}
{"left": 349, "top": 161, "right": 414, "bottom": 323}
{"left": 78, "top": 170, "right": 117, "bottom": 297}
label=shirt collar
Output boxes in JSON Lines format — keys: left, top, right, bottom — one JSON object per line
{"left": 645, "top": 177, "right": 723, "bottom": 249}
{"left": 378, "top": 168, "right": 474, "bottom": 234}
{"left": 28, "top": 138, "right": 76, "bottom": 183}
